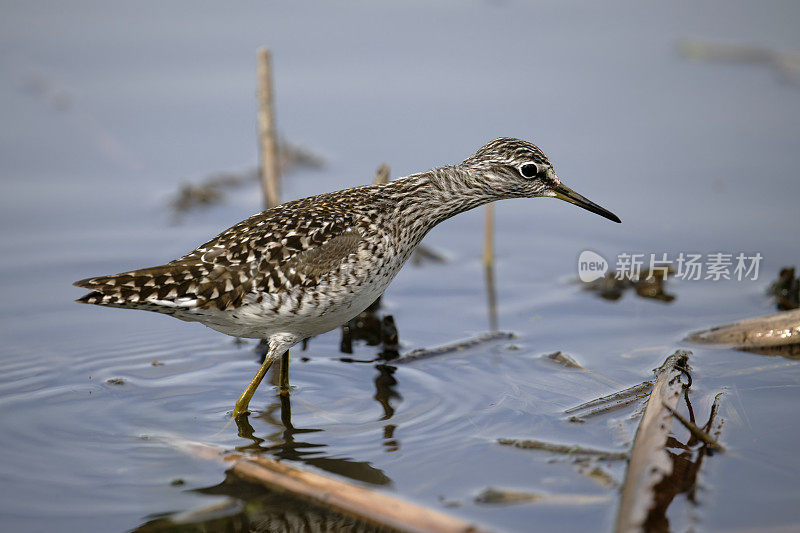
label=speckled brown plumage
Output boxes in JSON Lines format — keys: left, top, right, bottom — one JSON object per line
{"left": 75, "top": 137, "right": 619, "bottom": 354}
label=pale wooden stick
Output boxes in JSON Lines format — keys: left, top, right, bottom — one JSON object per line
{"left": 614, "top": 350, "right": 691, "bottom": 533}
{"left": 483, "top": 203, "right": 494, "bottom": 268}
{"left": 257, "top": 48, "right": 280, "bottom": 209}
{"left": 685, "top": 308, "right": 800, "bottom": 349}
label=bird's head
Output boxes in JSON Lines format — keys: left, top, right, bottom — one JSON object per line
{"left": 461, "top": 137, "right": 621, "bottom": 223}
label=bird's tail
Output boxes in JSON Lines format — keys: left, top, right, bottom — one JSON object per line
{"left": 74, "top": 261, "right": 251, "bottom": 312}
{"left": 73, "top": 264, "right": 194, "bottom": 313}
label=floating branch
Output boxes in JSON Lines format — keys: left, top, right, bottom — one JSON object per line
{"left": 170, "top": 439, "right": 490, "bottom": 533}
{"left": 614, "top": 350, "right": 691, "bottom": 533}
{"left": 685, "top": 309, "right": 800, "bottom": 349}
{"left": 395, "top": 331, "right": 514, "bottom": 364}
{"left": 497, "top": 438, "right": 628, "bottom": 461}
{"left": 541, "top": 351, "right": 620, "bottom": 388}
{"left": 543, "top": 351, "right": 584, "bottom": 369}
{"left": 679, "top": 39, "right": 800, "bottom": 86}
{"left": 475, "top": 488, "right": 608, "bottom": 507}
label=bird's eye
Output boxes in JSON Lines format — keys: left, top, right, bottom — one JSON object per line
{"left": 519, "top": 163, "right": 539, "bottom": 178}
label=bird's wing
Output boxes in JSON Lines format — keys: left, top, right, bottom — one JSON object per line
{"left": 74, "top": 195, "right": 372, "bottom": 311}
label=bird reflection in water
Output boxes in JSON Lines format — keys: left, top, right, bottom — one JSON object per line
{"left": 644, "top": 391, "right": 724, "bottom": 532}
{"left": 234, "top": 393, "right": 393, "bottom": 487}
{"left": 233, "top": 297, "right": 404, "bottom": 484}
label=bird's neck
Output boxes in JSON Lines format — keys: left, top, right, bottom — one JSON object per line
{"left": 384, "top": 166, "right": 496, "bottom": 234}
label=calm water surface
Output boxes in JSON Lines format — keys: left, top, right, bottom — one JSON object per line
{"left": 1, "top": 1, "right": 799, "bottom": 531}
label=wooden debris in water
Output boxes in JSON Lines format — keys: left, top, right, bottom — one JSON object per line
{"left": 497, "top": 438, "right": 628, "bottom": 461}
{"left": 168, "top": 142, "right": 324, "bottom": 215}
{"left": 169, "top": 439, "right": 489, "bottom": 533}
{"left": 475, "top": 488, "right": 607, "bottom": 506}
{"left": 543, "top": 351, "right": 584, "bottom": 369}
{"left": 663, "top": 403, "right": 725, "bottom": 452}
{"left": 565, "top": 380, "right": 653, "bottom": 420}
{"left": 614, "top": 350, "right": 691, "bottom": 533}
{"left": 581, "top": 267, "right": 675, "bottom": 303}
{"left": 575, "top": 462, "right": 618, "bottom": 489}
{"left": 541, "top": 351, "right": 620, "bottom": 388}
{"left": 685, "top": 309, "right": 800, "bottom": 349}
{"left": 411, "top": 245, "right": 448, "bottom": 266}
{"left": 395, "top": 331, "right": 514, "bottom": 364}
{"left": 679, "top": 39, "right": 800, "bottom": 86}
{"left": 769, "top": 267, "right": 799, "bottom": 310}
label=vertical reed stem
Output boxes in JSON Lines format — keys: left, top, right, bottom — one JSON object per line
{"left": 483, "top": 203, "right": 494, "bottom": 267}
{"left": 483, "top": 203, "right": 497, "bottom": 331}
{"left": 257, "top": 48, "right": 280, "bottom": 209}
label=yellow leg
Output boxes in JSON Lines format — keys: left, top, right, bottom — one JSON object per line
{"left": 233, "top": 358, "right": 275, "bottom": 417}
{"left": 279, "top": 350, "right": 290, "bottom": 396}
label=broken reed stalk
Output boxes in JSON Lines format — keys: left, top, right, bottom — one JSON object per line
{"left": 614, "top": 350, "right": 691, "bottom": 533}
{"left": 257, "top": 47, "right": 280, "bottom": 209}
{"left": 395, "top": 331, "right": 514, "bottom": 364}
{"left": 564, "top": 380, "right": 653, "bottom": 421}
{"left": 175, "top": 440, "right": 488, "bottom": 533}
{"left": 483, "top": 203, "right": 494, "bottom": 268}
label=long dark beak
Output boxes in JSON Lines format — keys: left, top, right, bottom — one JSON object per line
{"left": 551, "top": 184, "right": 621, "bottom": 223}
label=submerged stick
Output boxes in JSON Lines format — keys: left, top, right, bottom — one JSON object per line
{"left": 475, "top": 487, "right": 608, "bottom": 507}
{"left": 395, "top": 331, "right": 514, "bottom": 364}
{"left": 497, "top": 438, "right": 628, "bottom": 461}
{"left": 679, "top": 39, "right": 800, "bottom": 85}
{"left": 171, "top": 439, "right": 489, "bottom": 533}
{"left": 614, "top": 350, "right": 691, "bottom": 533}
{"left": 257, "top": 47, "right": 280, "bottom": 209}
{"left": 541, "top": 351, "right": 621, "bottom": 389}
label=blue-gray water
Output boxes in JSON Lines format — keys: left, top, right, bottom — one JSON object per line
{"left": 1, "top": 1, "right": 799, "bottom": 531}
